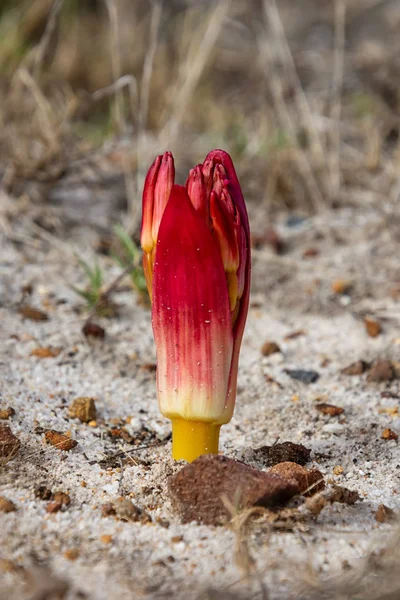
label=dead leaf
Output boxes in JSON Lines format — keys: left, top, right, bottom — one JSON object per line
{"left": 18, "top": 306, "right": 48, "bottom": 321}
{"left": 364, "top": 317, "right": 382, "bottom": 337}
{"left": 31, "top": 347, "right": 62, "bottom": 358}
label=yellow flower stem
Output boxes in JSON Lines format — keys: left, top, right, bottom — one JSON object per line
{"left": 171, "top": 418, "right": 221, "bottom": 462}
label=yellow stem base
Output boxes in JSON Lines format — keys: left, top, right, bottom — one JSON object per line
{"left": 171, "top": 419, "right": 221, "bottom": 462}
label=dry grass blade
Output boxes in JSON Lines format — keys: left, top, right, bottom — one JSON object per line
{"left": 328, "top": 0, "right": 346, "bottom": 202}
{"left": 104, "top": 0, "right": 124, "bottom": 135}
{"left": 104, "top": 0, "right": 137, "bottom": 229}
{"left": 221, "top": 495, "right": 270, "bottom": 600}
{"left": 257, "top": 34, "right": 325, "bottom": 211}
{"left": 31, "top": 0, "right": 64, "bottom": 77}
{"left": 138, "top": 0, "right": 163, "bottom": 136}
{"left": 263, "top": 0, "right": 325, "bottom": 164}
{"left": 16, "top": 68, "right": 59, "bottom": 152}
{"left": 161, "top": 0, "right": 231, "bottom": 147}
{"left": 92, "top": 75, "right": 138, "bottom": 109}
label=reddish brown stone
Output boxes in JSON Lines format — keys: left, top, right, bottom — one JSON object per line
{"left": 367, "top": 360, "right": 395, "bottom": 383}
{"left": 261, "top": 341, "right": 281, "bottom": 357}
{"left": 18, "top": 305, "right": 48, "bottom": 321}
{"left": 328, "top": 484, "right": 360, "bottom": 505}
{"left": 44, "top": 430, "right": 77, "bottom": 451}
{"left": 375, "top": 504, "right": 397, "bottom": 523}
{"left": 0, "top": 407, "right": 15, "bottom": 420}
{"left": 168, "top": 454, "right": 299, "bottom": 525}
{"left": 0, "top": 496, "right": 17, "bottom": 513}
{"left": 52, "top": 492, "right": 71, "bottom": 506}
{"left": 0, "top": 425, "right": 20, "bottom": 462}
{"left": 68, "top": 397, "right": 97, "bottom": 423}
{"left": 315, "top": 403, "right": 344, "bottom": 417}
{"left": 253, "top": 441, "right": 311, "bottom": 466}
{"left": 382, "top": 428, "right": 398, "bottom": 441}
{"left": 82, "top": 322, "right": 105, "bottom": 339}
{"left": 341, "top": 360, "right": 369, "bottom": 375}
{"left": 269, "top": 462, "right": 325, "bottom": 496}
{"left": 46, "top": 502, "right": 62, "bottom": 514}
{"left": 113, "top": 497, "right": 152, "bottom": 524}
{"left": 364, "top": 317, "right": 382, "bottom": 337}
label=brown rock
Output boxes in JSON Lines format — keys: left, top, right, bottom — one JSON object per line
{"left": 333, "top": 466, "right": 344, "bottom": 475}
{"left": 0, "top": 407, "right": 15, "bottom": 420}
{"left": 302, "top": 247, "right": 319, "bottom": 259}
{"left": 82, "top": 322, "right": 105, "bottom": 339}
{"left": 100, "top": 534, "right": 112, "bottom": 545}
{"left": 46, "top": 501, "right": 62, "bottom": 514}
{"left": 328, "top": 484, "right": 360, "bottom": 505}
{"left": 261, "top": 341, "right": 281, "bottom": 357}
{"left": 18, "top": 305, "right": 48, "bottom": 321}
{"left": 35, "top": 486, "right": 52, "bottom": 501}
{"left": 331, "top": 279, "right": 352, "bottom": 294}
{"left": 364, "top": 317, "right": 382, "bottom": 337}
{"left": 341, "top": 360, "right": 369, "bottom": 375}
{"left": 44, "top": 430, "right": 77, "bottom": 451}
{"left": 114, "top": 497, "right": 151, "bottom": 523}
{"left": 0, "top": 496, "right": 17, "bottom": 513}
{"left": 367, "top": 360, "right": 395, "bottom": 382}
{"left": 253, "top": 441, "right": 311, "bottom": 466}
{"left": 315, "top": 403, "right": 344, "bottom": 417}
{"left": 107, "top": 497, "right": 152, "bottom": 524}
{"left": 64, "top": 548, "right": 79, "bottom": 561}
{"left": 382, "top": 428, "right": 398, "bottom": 441}
{"left": 68, "top": 397, "right": 97, "bottom": 423}
{"left": 101, "top": 503, "right": 116, "bottom": 518}
{"left": 52, "top": 492, "right": 71, "bottom": 506}
{"left": 375, "top": 504, "right": 397, "bottom": 523}
{"left": 269, "top": 462, "right": 325, "bottom": 496}
{"left": 0, "top": 425, "right": 20, "bottom": 463}
{"left": 168, "top": 454, "right": 299, "bottom": 525}
{"left": 46, "top": 491, "right": 71, "bottom": 513}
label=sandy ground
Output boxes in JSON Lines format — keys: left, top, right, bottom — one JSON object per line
{"left": 1, "top": 203, "right": 400, "bottom": 600}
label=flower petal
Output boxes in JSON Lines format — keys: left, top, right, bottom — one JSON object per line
{"left": 152, "top": 185, "right": 234, "bottom": 423}
{"left": 186, "top": 165, "right": 209, "bottom": 223}
{"left": 151, "top": 151, "right": 175, "bottom": 245}
{"left": 140, "top": 154, "right": 162, "bottom": 254}
{"left": 203, "top": 149, "right": 250, "bottom": 240}
{"left": 202, "top": 149, "right": 251, "bottom": 406}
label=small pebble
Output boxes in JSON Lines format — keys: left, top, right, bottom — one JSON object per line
{"left": 44, "top": 430, "right": 77, "bottom": 451}
{"left": 315, "top": 403, "right": 344, "bottom": 417}
{"left": 0, "top": 496, "right": 17, "bottom": 513}
{"left": 284, "top": 369, "right": 319, "bottom": 384}
{"left": 382, "top": 428, "right": 398, "bottom": 441}
{"left": 364, "top": 317, "right": 382, "bottom": 338}
{"left": 64, "top": 548, "right": 80, "bottom": 561}
{"left": 333, "top": 466, "right": 344, "bottom": 475}
{"left": 68, "top": 397, "right": 97, "bottom": 423}
{"left": 269, "top": 462, "right": 325, "bottom": 496}
{"left": 261, "top": 341, "right": 281, "bottom": 357}
{"left": 341, "top": 360, "right": 369, "bottom": 375}
{"left": 0, "top": 407, "right": 15, "bottom": 420}
{"left": 367, "top": 360, "right": 395, "bottom": 382}
{"left": 100, "top": 535, "right": 113, "bottom": 545}
{"left": 0, "top": 425, "right": 20, "bottom": 462}
{"left": 375, "top": 504, "right": 397, "bottom": 523}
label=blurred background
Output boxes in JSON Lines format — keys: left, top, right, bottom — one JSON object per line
{"left": 1, "top": 0, "right": 400, "bottom": 256}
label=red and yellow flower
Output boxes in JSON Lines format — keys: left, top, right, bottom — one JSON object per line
{"left": 141, "top": 149, "right": 250, "bottom": 461}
